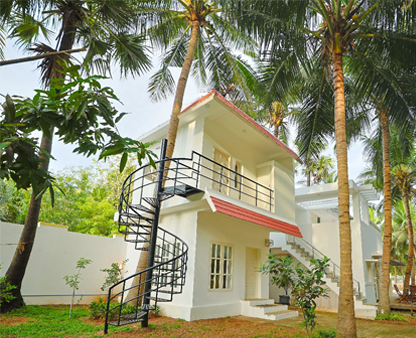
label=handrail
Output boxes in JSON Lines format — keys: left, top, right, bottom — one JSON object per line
{"left": 108, "top": 226, "right": 188, "bottom": 291}
{"left": 287, "top": 235, "right": 361, "bottom": 297}
{"left": 120, "top": 151, "right": 275, "bottom": 212}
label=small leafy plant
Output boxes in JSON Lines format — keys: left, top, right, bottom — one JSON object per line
{"left": 291, "top": 257, "right": 330, "bottom": 337}
{"left": 260, "top": 255, "right": 330, "bottom": 338}
{"left": 89, "top": 297, "right": 140, "bottom": 320}
{"left": 63, "top": 257, "right": 92, "bottom": 318}
{"left": 259, "top": 255, "right": 294, "bottom": 296}
{"left": 376, "top": 311, "right": 409, "bottom": 322}
{"left": 0, "top": 265, "right": 17, "bottom": 306}
{"left": 100, "top": 259, "right": 128, "bottom": 292}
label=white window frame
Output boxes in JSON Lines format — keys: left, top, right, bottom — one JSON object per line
{"left": 209, "top": 242, "right": 234, "bottom": 291}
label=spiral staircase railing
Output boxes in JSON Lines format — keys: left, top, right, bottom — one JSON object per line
{"left": 104, "top": 139, "right": 275, "bottom": 333}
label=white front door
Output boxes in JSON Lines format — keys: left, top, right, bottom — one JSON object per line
{"left": 245, "top": 247, "right": 258, "bottom": 299}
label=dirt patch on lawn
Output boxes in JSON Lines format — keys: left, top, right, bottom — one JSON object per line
{"left": 101, "top": 316, "right": 302, "bottom": 337}
{"left": 0, "top": 316, "right": 35, "bottom": 327}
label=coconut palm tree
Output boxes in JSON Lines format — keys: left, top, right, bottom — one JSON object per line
{"left": 307, "top": 155, "right": 335, "bottom": 185}
{"left": 227, "top": 1, "right": 416, "bottom": 336}
{"left": 362, "top": 107, "right": 416, "bottom": 311}
{"left": 0, "top": 0, "right": 151, "bottom": 312}
{"left": 392, "top": 200, "right": 416, "bottom": 285}
{"left": 141, "top": 0, "right": 256, "bottom": 160}
{"left": 392, "top": 157, "right": 416, "bottom": 291}
{"left": 123, "top": 0, "right": 258, "bottom": 303}
{"left": 353, "top": 36, "right": 416, "bottom": 311}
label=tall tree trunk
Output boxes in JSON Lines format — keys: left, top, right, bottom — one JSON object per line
{"left": 166, "top": 20, "right": 200, "bottom": 160}
{"left": 402, "top": 189, "right": 414, "bottom": 293}
{"left": 332, "top": 52, "right": 356, "bottom": 338}
{"left": 378, "top": 110, "right": 392, "bottom": 314}
{"left": 0, "top": 23, "right": 75, "bottom": 313}
{"left": 126, "top": 20, "right": 201, "bottom": 302}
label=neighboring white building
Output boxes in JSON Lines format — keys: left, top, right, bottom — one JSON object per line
{"left": 270, "top": 181, "right": 382, "bottom": 318}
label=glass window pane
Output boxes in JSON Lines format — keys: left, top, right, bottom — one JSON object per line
{"left": 211, "top": 244, "right": 215, "bottom": 257}
{"left": 211, "top": 259, "right": 215, "bottom": 273}
{"left": 223, "top": 260, "right": 227, "bottom": 274}
{"left": 210, "top": 275, "right": 214, "bottom": 289}
{"left": 216, "top": 259, "right": 220, "bottom": 273}
{"left": 223, "top": 276, "right": 226, "bottom": 288}
{"left": 215, "top": 275, "right": 220, "bottom": 289}
{"left": 216, "top": 245, "right": 221, "bottom": 258}
{"left": 228, "top": 247, "right": 232, "bottom": 259}
{"left": 227, "top": 276, "right": 232, "bottom": 288}
{"left": 224, "top": 246, "right": 228, "bottom": 259}
{"left": 228, "top": 261, "right": 232, "bottom": 274}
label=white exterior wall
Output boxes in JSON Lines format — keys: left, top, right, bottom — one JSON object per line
{"left": 190, "top": 211, "right": 271, "bottom": 320}
{"left": 360, "top": 219, "right": 383, "bottom": 303}
{"left": 152, "top": 206, "right": 200, "bottom": 320}
{"left": 0, "top": 222, "right": 127, "bottom": 305}
{"left": 274, "top": 161, "right": 296, "bottom": 223}
{"left": 310, "top": 221, "right": 341, "bottom": 266}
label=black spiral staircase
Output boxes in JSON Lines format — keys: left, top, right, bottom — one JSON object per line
{"left": 104, "top": 139, "right": 274, "bottom": 333}
{"left": 104, "top": 140, "right": 202, "bottom": 334}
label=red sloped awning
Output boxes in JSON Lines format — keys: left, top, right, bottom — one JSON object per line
{"left": 210, "top": 197, "right": 302, "bottom": 238}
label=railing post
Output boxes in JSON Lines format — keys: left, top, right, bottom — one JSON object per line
{"left": 239, "top": 175, "right": 242, "bottom": 200}
{"left": 104, "top": 288, "right": 112, "bottom": 334}
{"left": 174, "top": 159, "right": 179, "bottom": 190}
{"left": 196, "top": 155, "right": 201, "bottom": 189}
{"left": 219, "top": 167, "right": 223, "bottom": 193}
{"left": 142, "top": 139, "right": 167, "bottom": 328}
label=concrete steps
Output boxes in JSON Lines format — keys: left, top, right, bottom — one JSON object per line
{"left": 240, "top": 299, "right": 298, "bottom": 321}
{"left": 273, "top": 244, "right": 377, "bottom": 319}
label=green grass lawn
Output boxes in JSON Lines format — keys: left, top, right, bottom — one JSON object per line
{"left": 0, "top": 306, "right": 130, "bottom": 338}
{"left": 2, "top": 305, "right": 415, "bottom": 338}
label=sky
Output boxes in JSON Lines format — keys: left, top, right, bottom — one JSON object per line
{"left": 0, "top": 40, "right": 367, "bottom": 183}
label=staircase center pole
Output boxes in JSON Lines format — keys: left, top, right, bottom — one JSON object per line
{"left": 142, "top": 139, "right": 168, "bottom": 328}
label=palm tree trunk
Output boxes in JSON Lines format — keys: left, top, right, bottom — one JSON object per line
{"left": 332, "top": 52, "right": 356, "bottom": 338}
{"left": 378, "top": 110, "right": 392, "bottom": 314}
{"left": 166, "top": 20, "right": 200, "bottom": 160}
{"left": 0, "top": 23, "right": 75, "bottom": 313}
{"left": 402, "top": 189, "right": 414, "bottom": 293}
{"left": 126, "top": 20, "right": 201, "bottom": 303}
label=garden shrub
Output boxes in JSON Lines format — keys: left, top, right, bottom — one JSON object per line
{"left": 376, "top": 311, "right": 409, "bottom": 322}
{"left": 0, "top": 265, "right": 17, "bottom": 306}
{"left": 89, "top": 297, "right": 139, "bottom": 320}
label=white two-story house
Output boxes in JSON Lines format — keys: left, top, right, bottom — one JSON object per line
{"left": 119, "top": 89, "right": 303, "bottom": 322}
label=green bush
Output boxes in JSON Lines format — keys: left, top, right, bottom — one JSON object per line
{"left": 313, "top": 329, "right": 338, "bottom": 337}
{"left": 0, "top": 267, "right": 17, "bottom": 306}
{"left": 89, "top": 297, "right": 140, "bottom": 320}
{"left": 376, "top": 311, "right": 409, "bottom": 322}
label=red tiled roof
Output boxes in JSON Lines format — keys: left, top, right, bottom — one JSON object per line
{"left": 180, "top": 89, "right": 301, "bottom": 163}
{"left": 210, "top": 197, "right": 302, "bottom": 237}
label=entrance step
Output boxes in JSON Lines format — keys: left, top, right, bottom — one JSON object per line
{"left": 240, "top": 299, "right": 298, "bottom": 321}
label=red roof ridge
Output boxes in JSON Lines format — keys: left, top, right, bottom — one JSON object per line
{"left": 210, "top": 196, "right": 302, "bottom": 238}
{"left": 180, "top": 89, "right": 300, "bottom": 163}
